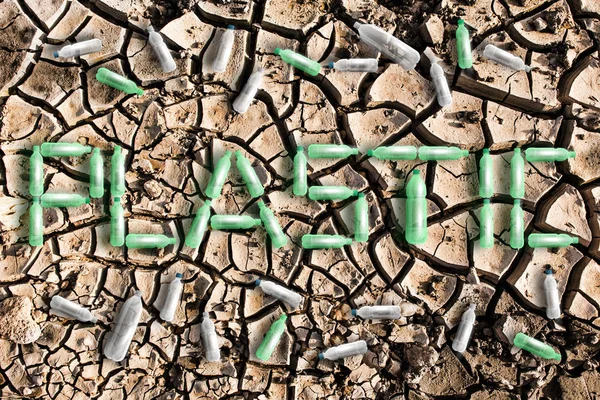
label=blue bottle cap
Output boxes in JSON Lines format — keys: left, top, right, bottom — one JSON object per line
{"left": 318, "top": 352, "right": 324, "bottom": 360}
{"left": 255, "top": 279, "right": 262, "bottom": 286}
{"left": 351, "top": 309, "right": 357, "bottom": 316}
{"left": 175, "top": 273, "right": 183, "bottom": 278}
{"left": 544, "top": 269, "right": 553, "bottom": 275}
{"left": 227, "top": 25, "right": 235, "bottom": 30}
{"left": 328, "top": 62, "right": 334, "bottom": 68}
{"left": 53, "top": 51, "right": 59, "bottom": 58}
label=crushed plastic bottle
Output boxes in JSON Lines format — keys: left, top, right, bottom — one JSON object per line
{"left": 452, "top": 304, "right": 476, "bottom": 353}
{"left": 256, "top": 314, "right": 287, "bottom": 361}
{"left": 104, "top": 291, "right": 143, "bottom": 361}
{"left": 201, "top": 312, "right": 220, "bottom": 362}
{"left": 30, "top": 146, "right": 43, "bottom": 197}
{"left": 302, "top": 234, "right": 352, "bottom": 249}
{"left": 354, "top": 193, "right": 369, "bottom": 243}
{"left": 479, "top": 199, "right": 494, "bottom": 249}
{"left": 233, "top": 68, "right": 264, "bottom": 114}
{"left": 424, "top": 48, "right": 452, "bottom": 107}
{"left": 352, "top": 305, "right": 401, "bottom": 320}
{"left": 89, "top": 148, "right": 104, "bottom": 198}
{"left": 50, "top": 295, "right": 97, "bottom": 323}
{"left": 273, "top": 48, "right": 321, "bottom": 76}
{"left": 29, "top": 198, "right": 43, "bottom": 247}
{"left": 319, "top": 340, "right": 368, "bottom": 361}
{"left": 418, "top": 146, "right": 469, "bottom": 161}
{"left": 96, "top": 68, "right": 144, "bottom": 95}
{"left": 41, "top": 193, "right": 90, "bottom": 208}
{"left": 235, "top": 151, "right": 264, "bottom": 198}
{"left": 367, "top": 146, "right": 418, "bottom": 160}
{"left": 308, "top": 144, "right": 359, "bottom": 159}
{"left": 293, "top": 146, "right": 308, "bottom": 196}
{"left": 160, "top": 273, "right": 183, "bottom": 322}
{"left": 110, "top": 198, "right": 125, "bottom": 247}
{"left": 111, "top": 146, "right": 126, "bottom": 197}
{"left": 185, "top": 200, "right": 212, "bottom": 249}
{"left": 513, "top": 332, "right": 561, "bottom": 361}
{"left": 525, "top": 148, "right": 576, "bottom": 162}
{"left": 328, "top": 58, "right": 378, "bottom": 72}
{"left": 544, "top": 269, "right": 561, "bottom": 320}
{"left": 528, "top": 233, "right": 578, "bottom": 248}
{"left": 211, "top": 25, "right": 235, "bottom": 73}
{"left": 353, "top": 22, "right": 419, "bottom": 70}
{"left": 483, "top": 44, "right": 531, "bottom": 72}
{"left": 258, "top": 200, "right": 287, "bottom": 248}
{"left": 125, "top": 234, "right": 176, "bottom": 249}
{"left": 510, "top": 199, "right": 525, "bottom": 249}
{"left": 255, "top": 279, "right": 303, "bottom": 308}
{"left": 205, "top": 151, "right": 232, "bottom": 199}
{"left": 54, "top": 39, "right": 102, "bottom": 58}
{"left": 479, "top": 148, "right": 493, "bottom": 198}
{"left": 406, "top": 170, "right": 427, "bottom": 245}
{"left": 210, "top": 215, "right": 261, "bottom": 230}
{"left": 147, "top": 26, "right": 176, "bottom": 73}
{"left": 41, "top": 142, "right": 92, "bottom": 157}
{"left": 510, "top": 148, "right": 525, "bottom": 199}
{"left": 456, "top": 19, "right": 473, "bottom": 69}
{"left": 308, "top": 186, "right": 359, "bottom": 201}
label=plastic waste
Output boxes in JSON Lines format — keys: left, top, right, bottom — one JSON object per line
{"left": 452, "top": 304, "right": 476, "bottom": 353}
{"left": 510, "top": 199, "right": 524, "bottom": 249}
{"left": 111, "top": 146, "right": 126, "bottom": 197}
{"left": 319, "top": 340, "right": 368, "bottom": 361}
{"left": 424, "top": 48, "right": 452, "bottom": 107}
{"left": 255, "top": 279, "right": 302, "bottom": 309}
{"left": 308, "top": 144, "right": 358, "bottom": 159}
{"left": 513, "top": 332, "right": 561, "bottom": 361}
{"left": 103, "top": 291, "right": 143, "bottom": 362}
{"left": 96, "top": 68, "right": 144, "bottom": 95}
{"left": 353, "top": 22, "right": 419, "bottom": 70}
{"left": 328, "top": 58, "right": 378, "bottom": 72}
{"left": 125, "top": 234, "right": 176, "bottom": 249}
{"left": 50, "top": 295, "right": 97, "bottom": 323}
{"left": 528, "top": 233, "right": 578, "bottom": 248}
{"left": 185, "top": 200, "right": 212, "bottom": 249}
{"left": 479, "top": 199, "right": 494, "bottom": 248}
{"left": 235, "top": 151, "right": 264, "bottom": 198}
{"left": 510, "top": 148, "right": 525, "bottom": 199}
{"left": 418, "top": 146, "right": 469, "bottom": 161}
{"left": 54, "top": 39, "right": 102, "bottom": 58}
{"left": 41, "top": 142, "right": 91, "bottom": 157}
{"left": 479, "top": 148, "right": 493, "bottom": 198}
{"left": 89, "top": 148, "right": 104, "bottom": 198}
{"left": 308, "top": 186, "right": 359, "bottom": 201}
{"left": 201, "top": 312, "right": 220, "bottom": 361}
{"left": 110, "top": 198, "right": 125, "bottom": 247}
{"left": 147, "top": 26, "right": 176, "bottom": 73}
{"left": 40, "top": 193, "right": 90, "bottom": 208}
{"left": 205, "top": 151, "right": 232, "bottom": 199}
{"left": 483, "top": 44, "right": 531, "bottom": 72}
{"left": 406, "top": 170, "right": 427, "bottom": 245}
{"left": 258, "top": 200, "right": 287, "bottom": 248}
{"left": 456, "top": 19, "right": 473, "bottom": 69}
{"left": 293, "top": 146, "right": 308, "bottom": 196}
{"left": 367, "top": 146, "right": 418, "bottom": 160}
{"left": 211, "top": 25, "right": 235, "bottom": 73}
{"left": 351, "top": 305, "right": 401, "bottom": 320}
{"left": 525, "top": 148, "right": 576, "bottom": 162}
{"left": 160, "top": 273, "right": 183, "bottom": 322}
{"left": 302, "top": 234, "right": 352, "bottom": 249}
{"left": 354, "top": 193, "right": 369, "bottom": 242}
{"left": 256, "top": 314, "right": 287, "bottom": 361}
{"left": 544, "top": 269, "right": 561, "bottom": 320}
{"left": 210, "top": 215, "right": 261, "bottom": 230}
{"left": 233, "top": 68, "right": 264, "bottom": 114}
{"left": 30, "top": 146, "right": 44, "bottom": 197}
{"left": 273, "top": 48, "right": 320, "bottom": 76}
{"left": 29, "top": 198, "right": 43, "bottom": 247}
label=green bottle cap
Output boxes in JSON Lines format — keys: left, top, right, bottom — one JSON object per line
{"left": 514, "top": 199, "right": 520, "bottom": 206}
{"left": 367, "top": 150, "right": 374, "bottom": 156}
{"left": 458, "top": 19, "right": 464, "bottom": 25}
{"left": 297, "top": 146, "right": 304, "bottom": 152}
{"left": 483, "top": 199, "right": 490, "bottom": 205}
{"left": 483, "top": 148, "right": 490, "bottom": 154}
{"left": 274, "top": 48, "right": 282, "bottom": 56}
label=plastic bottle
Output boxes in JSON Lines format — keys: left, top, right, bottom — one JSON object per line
{"left": 424, "top": 48, "right": 452, "bottom": 107}
{"left": 40, "top": 193, "right": 90, "bottom": 208}
{"left": 353, "top": 22, "right": 419, "bottom": 70}
{"left": 273, "top": 48, "right": 321, "bottom": 76}
{"left": 205, "top": 151, "right": 232, "bottom": 199}
{"left": 406, "top": 170, "right": 427, "bottom": 245}
{"left": 256, "top": 314, "right": 287, "bottom": 361}
{"left": 510, "top": 199, "right": 524, "bottom": 249}
{"left": 483, "top": 44, "right": 531, "bottom": 72}
{"left": 211, "top": 25, "right": 235, "bottom": 73}
{"left": 54, "top": 39, "right": 102, "bottom": 58}
{"left": 308, "top": 186, "right": 359, "bottom": 201}
{"left": 510, "top": 148, "right": 525, "bottom": 199}
{"left": 255, "top": 279, "right": 303, "bottom": 308}
{"left": 89, "top": 148, "right": 104, "bottom": 198}
{"left": 103, "top": 291, "right": 143, "bottom": 362}
{"left": 41, "top": 143, "right": 92, "bottom": 157}
{"left": 201, "top": 312, "right": 220, "bottom": 362}
{"left": 29, "top": 198, "right": 43, "bottom": 247}
{"left": 147, "top": 26, "right": 176, "bottom": 73}
{"left": 513, "top": 332, "right": 561, "bottom": 361}
{"left": 210, "top": 215, "right": 261, "bottom": 230}
{"left": 479, "top": 148, "right": 493, "bottom": 198}
{"left": 319, "top": 340, "right": 368, "bottom": 361}
{"left": 233, "top": 68, "right": 264, "bottom": 114}
{"left": 479, "top": 199, "right": 494, "bottom": 249}
{"left": 418, "top": 146, "right": 469, "bottom": 161}
{"left": 354, "top": 193, "right": 369, "bottom": 243}
{"left": 451, "top": 304, "right": 476, "bottom": 353}
{"left": 235, "top": 151, "right": 264, "bottom": 198}
{"left": 351, "top": 305, "right": 401, "bottom": 320}
{"left": 185, "top": 200, "right": 212, "bottom": 249}
{"left": 544, "top": 269, "right": 561, "bottom": 320}
{"left": 160, "top": 273, "right": 183, "bottom": 322}
{"left": 293, "top": 146, "right": 308, "bottom": 196}
{"left": 528, "top": 233, "right": 578, "bottom": 248}
{"left": 110, "top": 198, "right": 125, "bottom": 247}
{"left": 30, "top": 146, "right": 44, "bottom": 197}
{"left": 111, "top": 146, "right": 126, "bottom": 197}
{"left": 456, "top": 19, "right": 473, "bottom": 69}
{"left": 525, "top": 148, "right": 576, "bottom": 162}
{"left": 328, "top": 58, "right": 378, "bottom": 72}
{"left": 96, "top": 68, "right": 144, "bottom": 96}
{"left": 258, "top": 200, "right": 287, "bottom": 248}
{"left": 367, "top": 146, "right": 418, "bottom": 160}
{"left": 50, "top": 295, "right": 97, "bottom": 323}
{"left": 125, "top": 234, "right": 177, "bottom": 249}
{"left": 307, "top": 144, "right": 359, "bottom": 159}
{"left": 302, "top": 234, "right": 352, "bottom": 249}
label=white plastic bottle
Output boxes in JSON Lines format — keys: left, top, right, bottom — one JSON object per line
{"left": 328, "top": 58, "right": 378, "bottom": 72}
{"left": 451, "top": 303, "right": 476, "bottom": 353}
{"left": 352, "top": 305, "right": 401, "bottom": 320}
{"left": 483, "top": 44, "right": 531, "bottom": 72}
{"left": 211, "top": 25, "right": 235, "bottom": 73}
{"left": 201, "top": 312, "right": 220, "bottom": 362}
{"left": 54, "top": 39, "right": 102, "bottom": 58}
{"left": 255, "top": 279, "right": 303, "bottom": 309}
{"left": 544, "top": 269, "right": 561, "bottom": 319}
{"left": 319, "top": 340, "right": 368, "bottom": 361}
{"left": 103, "top": 291, "right": 143, "bottom": 362}
{"left": 424, "top": 48, "right": 452, "bottom": 107}
{"left": 353, "top": 22, "right": 420, "bottom": 70}
{"left": 232, "top": 68, "right": 264, "bottom": 114}
{"left": 147, "top": 26, "right": 176, "bottom": 73}
{"left": 50, "top": 295, "right": 98, "bottom": 323}
{"left": 159, "top": 273, "right": 183, "bottom": 322}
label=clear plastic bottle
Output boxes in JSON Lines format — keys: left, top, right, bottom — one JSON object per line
{"left": 525, "top": 148, "right": 576, "bottom": 162}
{"left": 424, "top": 48, "right": 452, "bottom": 107}
{"left": 29, "top": 198, "right": 43, "bottom": 247}
{"left": 451, "top": 304, "right": 476, "bottom": 353}
{"left": 30, "top": 146, "right": 44, "bottom": 197}
{"left": 255, "top": 279, "right": 302, "bottom": 309}
{"left": 210, "top": 215, "right": 261, "bottom": 230}
{"left": 205, "top": 151, "right": 232, "bottom": 199}
{"left": 211, "top": 25, "right": 235, "bottom": 73}
{"left": 479, "top": 199, "right": 494, "bottom": 248}
{"left": 185, "top": 200, "right": 212, "bottom": 249}
{"left": 50, "top": 295, "right": 98, "bottom": 323}
{"left": 96, "top": 68, "right": 144, "bottom": 96}
{"left": 319, "top": 340, "right": 368, "bottom": 361}
{"left": 258, "top": 200, "right": 287, "bottom": 249}
{"left": 354, "top": 193, "right": 369, "bottom": 243}
{"left": 160, "top": 273, "right": 183, "bottom": 322}
{"left": 513, "top": 332, "right": 561, "bottom": 361}
{"left": 111, "top": 146, "right": 126, "bottom": 197}
{"left": 510, "top": 148, "right": 525, "bottom": 199}
{"left": 235, "top": 151, "right": 264, "bottom": 198}
{"left": 256, "top": 314, "right": 287, "bottom": 361}
{"left": 418, "top": 146, "right": 469, "bottom": 160}
{"left": 110, "top": 198, "right": 125, "bottom": 247}
{"left": 543, "top": 269, "right": 560, "bottom": 320}
{"left": 528, "top": 233, "right": 578, "bottom": 248}
{"left": 353, "top": 22, "right": 419, "bottom": 70}
{"left": 233, "top": 69, "right": 264, "bottom": 114}
{"left": 147, "top": 26, "right": 176, "bottom": 73}
{"left": 308, "top": 186, "right": 359, "bottom": 201}
{"left": 274, "top": 48, "right": 321, "bottom": 76}
{"left": 510, "top": 199, "right": 525, "bottom": 249}
{"left": 103, "top": 291, "right": 143, "bottom": 362}
{"left": 483, "top": 45, "right": 531, "bottom": 72}
{"left": 367, "top": 146, "right": 418, "bottom": 160}
{"left": 308, "top": 144, "right": 359, "bottom": 159}
{"left": 351, "top": 305, "right": 401, "bottom": 320}
{"left": 328, "top": 58, "right": 378, "bottom": 72}
{"left": 293, "top": 146, "right": 308, "bottom": 196}
{"left": 41, "top": 193, "right": 90, "bottom": 208}
{"left": 89, "top": 148, "right": 104, "bottom": 198}
{"left": 54, "top": 39, "right": 102, "bottom": 58}
{"left": 406, "top": 170, "right": 427, "bottom": 245}
{"left": 302, "top": 234, "right": 352, "bottom": 249}
{"left": 456, "top": 20, "right": 473, "bottom": 69}
{"left": 201, "top": 312, "right": 220, "bottom": 362}
{"left": 479, "top": 148, "right": 493, "bottom": 198}
{"left": 41, "top": 143, "right": 92, "bottom": 157}
{"left": 125, "top": 234, "right": 176, "bottom": 249}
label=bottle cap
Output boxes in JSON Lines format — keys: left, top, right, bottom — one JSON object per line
{"left": 204, "top": 199, "right": 212, "bottom": 206}
{"left": 175, "top": 273, "right": 183, "bottom": 278}
{"left": 544, "top": 268, "right": 553, "bottom": 275}
{"left": 413, "top": 169, "right": 420, "bottom": 175}
{"left": 90, "top": 316, "right": 98, "bottom": 323}
{"left": 318, "top": 352, "right": 324, "bottom": 360}
{"left": 234, "top": 150, "right": 244, "bottom": 158}
{"left": 257, "top": 199, "right": 265, "bottom": 207}
{"left": 483, "top": 148, "right": 490, "bottom": 154}
{"left": 93, "top": 148, "right": 100, "bottom": 154}
{"left": 147, "top": 26, "right": 155, "bottom": 32}
{"left": 84, "top": 197, "right": 91, "bottom": 204}
{"left": 468, "top": 303, "right": 476, "bottom": 310}
{"left": 462, "top": 150, "right": 469, "bottom": 156}
{"left": 568, "top": 151, "right": 576, "bottom": 158}
{"left": 351, "top": 148, "right": 359, "bottom": 155}
{"left": 136, "top": 88, "right": 144, "bottom": 96}
{"left": 255, "top": 279, "right": 262, "bottom": 286}
{"left": 458, "top": 19, "right": 465, "bottom": 25}
{"left": 168, "top": 238, "right": 177, "bottom": 244}
{"left": 328, "top": 61, "right": 334, "bottom": 68}
{"left": 514, "top": 199, "right": 521, "bottom": 206}
{"left": 353, "top": 22, "right": 362, "bottom": 30}
{"left": 351, "top": 309, "right": 357, "bottom": 316}
{"left": 514, "top": 148, "right": 521, "bottom": 153}
{"left": 483, "top": 199, "right": 490, "bottom": 205}
{"left": 423, "top": 47, "right": 440, "bottom": 63}
{"left": 279, "top": 314, "right": 288, "bottom": 322}
{"left": 134, "top": 290, "right": 142, "bottom": 297}
{"left": 253, "top": 218, "right": 262, "bottom": 226}
{"left": 53, "top": 51, "right": 59, "bottom": 58}
{"left": 274, "top": 48, "right": 282, "bottom": 56}
{"left": 202, "top": 311, "right": 209, "bottom": 318}
{"left": 357, "top": 193, "right": 365, "bottom": 198}
{"left": 352, "top": 190, "right": 359, "bottom": 196}
{"left": 367, "top": 150, "right": 374, "bottom": 156}
{"left": 296, "top": 146, "right": 304, "bottom": 152}
{"left": 227, "top": 25, "right": 235, "bottom": 30}
{"left": 114, "top": 197, "right": 121, "bottom": 203}
{"left": 33, "top": 145, "right": 40, "bottom": 151}
{"left": 571, "top": 237, "right": 579, "bottom": 244}
{"left": 344, "top": 238, "right": 353, "bottom": 245}
{"left": 223, "top": 150, "right": 233, "bottom": 157}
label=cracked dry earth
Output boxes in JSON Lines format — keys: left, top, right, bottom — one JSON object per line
{"left": 2, "top": 0, "right": 600, "bottom": 398}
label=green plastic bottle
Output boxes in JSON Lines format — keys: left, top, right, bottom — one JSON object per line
{"left": 406, "top": 170, "right": 427, "bottom": 245}
{"left": 302, "top": 234, "right": 352, "bottom": 249}
{"left": 258, "top": 200, "right": 287, "bottom": 248}
{"left": 293, "top": 146, "right": 308, "bottom": 196}
{"left": 456, "top": 20, "right": 473, "bottom": 69}
{"left": 273, "top": 48, "right": 321, "bottom": 76}
{"left": 256, "top": 314, "right": 287, "bottom": 361}
{"left": 510, "top": 199, "right": 524, "bottom": 249}
{"left": 510, "top": 148, "right": 525, "bottom": 199}
{"left": 525, "top": 148, "right": 576, "bottom": 162}
{"left": 41, "top": 142, "right": 92, "bottom": 157}
{"left": 479, "top": 148, "right": 493, "bottom": 198}
{"left": 367, "top": 146, "right": 418, "bottom": 160}
{"left": 29, "top": 198, "right": 43, "bottom": 247}
{"left": 307, "top": 144, "right": 359, "bottom": 159}
{"left": 308, "top": 186, "right": 359, "bottom": 201}
{"left": 418, "top": 146, "right": 469, "bottom": 161}
{"left": 125, "top": 234, "right": 176, "bottom": 249}
{"left": 89, "top": 148, "right": 104, "bottom": 198}
{"left": 206, "top": 151, "right": 232, "bottom": 199}
{"left": 40, "top": 193, "right": 90, "bottom": 208}
{"left": 354, "top": 193, "right": 369, "bottom": 243}
{"left": 210, "top": 215, "right": 261, "bottom": 230}
{"left": 185, "top": 200, "right": 212, "bottom": 249}
{"left": 528, "top": 233, "right": 578, "bottom": 248}
{"left": 235, "top": 151, "right": 264, "bottom": 198}
{"left": 96, "top": 68, "right": 144, "bottom": 95}
{"left": 30, "top": 146, "right": 44, "bottom": 197}
{"left": 111, "top": 146, "right": 126, "bottom": 197}
{"left": 479, "top": 199, "right": 494, "bottom": 248}
{"left": 513, "top": 332, "right": 561, "bottom": 361}
{"left": 110, "top": 198, "right": 125, "bottom": 247}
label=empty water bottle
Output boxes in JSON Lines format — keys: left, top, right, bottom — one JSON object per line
{"left": 30, "top": 146, "right": 43, "bottom": 197}
{"left": 185, "top": 200, "right": 212, "bottom": 249}
{"left": 367, "top": 146, "right": 417, "bottom": 160}
{"left": 352, "top": 305, "right": 401, "bottom": 320}
{"left": 41, "top": 193, "right": 90, "bottom": 208}
{"left": 483, "top": 45, "right": 530, "bottom": 72}
{"left": 103, "top": 291, "right": 143, "bottom": 362}
{"left": 308, "top": 186, "right": 358, "bottom": 201}
{"left": 353, "top": 22, "right": 419, "bottom": 70}
{"left": 406, "top": 170, "right": 427, "bottom": 245}
{"left": 319, "top": 340, "right": 368, "bottom": 361}
{"left": 235, "top": 151, "right": 264, "bottom": 198}
{"left": 256, "top": 314, "right": 287, "bottom": 361}
{"left": 125, "top": 234, "right": 176, "bottom": 249}
{"left": 89, "top": 148, "right": 104, "bottom": 198}
{"left": 201, "top": 312, "right": 220, "bottom": 362}
{"left": 233, "top": 69, "right": 264, "bottom": 114}
{"left": 205, "top": 151, "right": 232, "bottom": 199}
{"left": 525, "top": 148, "right": 576, "bottom": 162}
{"left": 111, "top": 146, "right": 126, "bottom": 197}
{"left": 147, "top": 26, "right": 176, "bottom": 73}
{"left": 293, "top": 146, "right": 308, "bottom": 196}
{"left": 54, "top": 39, "right": 102, "bottom": 58}
{"left": 513, "top": 332, "right": 561, "bottom": 361}
{"left": 41, "top": 142, "right": 91, "bottom": 157}
{"left": 302, "top": 234, "right": 352, "bottom": 249}
{"left": 479, "top": 199, "right": 494, "bottom": 248}
{"left": 528, "top": 233, "right": 578, "bottom": 248}
{"left": 255, "top": 279, "right": 303, "bottom": 309}
{"left": 96, "top": 68, "right": 144, "bottom": 95}
{"left": 29, "top": 198, "right": 43, "bottom": 247}
{"left": 510, "top": 199, "right": 524, "bottom": 249}
{"left": 50, "top": 295, "right": 97, "bottom": 323}
{"left": 258, "top": 200, "right": 287, "bottom": 248}
{"left": 274, "top": 48, "right": 321, "bottom": 76}
{"left": 210, "top": 215, "right": 261, "bottom": 230}
{"left": 418, "top": 146, "right": 469, "bottom": 160}
{"left": 110, "top": 198, "right": 125, "bottom": 247}
{"left": 544, "top": 269, "right": 561, "bottom": 320}
{"left": 451, "top": 304, "right": 476, "bottom": 353}
{"left": 160, "top": 273, "right": 183, "bottom": 322}
{"left": 456, "top": 20, "right": 473, "bottom": 69}
{"left": 308, "top": 144, "right": 358, "bottom": 159}
{"left": 424, "top": 48, "right": 452, "bottom": 107}
{"left": 211, "top": 25, "right": 235, "bottom": 73}
{"left": 510, "top": 148, "right": 525, "bottom": 199}
{"left": 328, "top": 58, "right": 378, "bottom": 72}
{"left": 354, "top": 193, "right": 369, "bottom": 242}
{"left": 479, "top": 148, "right": 493, "bottom": 198}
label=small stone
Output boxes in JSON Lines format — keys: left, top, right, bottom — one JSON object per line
{"left": 419, "top": 15, "right": 445, "bottom": 44}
